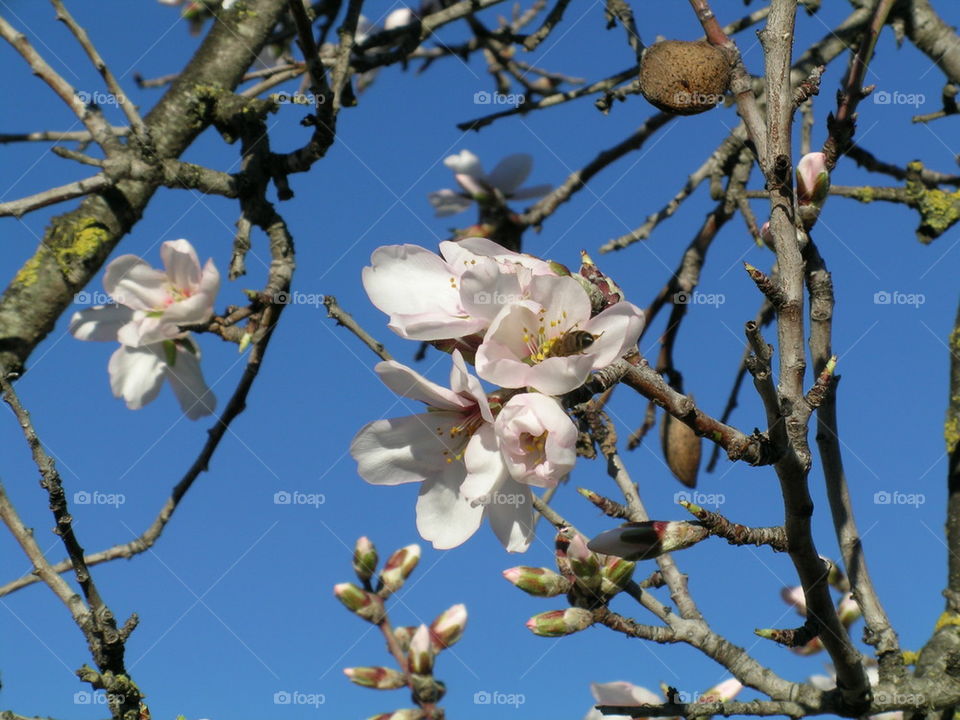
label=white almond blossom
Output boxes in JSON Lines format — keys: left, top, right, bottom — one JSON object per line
{"left": 428, "top": 150, "right": 552, "bottom": 217}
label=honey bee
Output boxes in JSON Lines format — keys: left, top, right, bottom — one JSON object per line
{"left": 543, "top": 329, "right": 600, "bottom": 359}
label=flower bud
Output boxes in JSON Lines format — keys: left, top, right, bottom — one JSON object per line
{"left": 822, "top": 556, "right": 850, "bottom": 592}
{"left": 567, "top": 533, "right": 601, "bottom": 588}
{"left": 429, "top": 603, "right": 467, "bottom": 651}
{"left": 587, "top": 521, "right": 709, "bottom": 561}
{"left": 781, "top": 585, "right": 807, "bottom": 616}
{"left": 408, "top": 625, "right": 434, "bottom": 674}
{"left": 837, "top": 592, "right": 862, "bottom": 626}
{"left": 525, "top": 608, "right": 594, "bottom": 637}
{"left": 334, "top": 582, "right": 386, "bottom": 624}
{"left": 378, "top": 544, "right": 420, "bottom": 596}
{"left": 344, "top": 666, "right": 406, "bottom": 690}
{"left": 502, "top": 566, "right": 571, "bottom": 597}
{"left": 600, "top": 555, "right": 636, "bottom": 595}
{"left": 353, "top": 536, "right": 378, "bottom": 584}
{"left": 392, "top": 625, "right": 418, "bottom": 654}
{"left": 698, "top": 678, "right": 743, "bottom": 703}
{"left": 409, "top": 675, "right": 445, "bottom": 705}
{"left": 796, "top": 152, "right": 830, "bottom": 230}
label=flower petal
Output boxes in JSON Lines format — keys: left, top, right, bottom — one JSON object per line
{"left": 164, "top": 340, "right": 216, "bottom": 419}
{"left": 449, "top": 350, "right": 494, "bottom": 423}
{"left": 487, "top": 154, "right": 533, "bottom": 194}
{"left": 443, "top": 149, "right": 483, "bottom": 178}
{"left": 428, "top": 189, "right": 473, "bottom": 217}
{"left": 509, "top": 183, "right": 553, "bottom": 200}
{"left": 69, "top": 305, "right": 134, "bottom": 342}
{"left": 376, "top": 360, "right": 469, "bottom": 410}
{"left": 351, "top": 412, "right": 461, "bottom": 485}
{"left": 461, "top": 424, "right": 507, "bottom": 500}
{"left": 485, "top": 476, "right": 534, "bottom": 552}
{"left": 582, "top": 301, "right": 645, "bottom": 367}
{"left": 160, "top": 239, "right": 203, "bottom": 291}
{"left": 104, "top": 255, "right": 171, "bottom": 311}
{"left": 108, "top": 345, "right": 165, "bottom": 410}
{"left": 415, "top": 466, "right": 485, "bottom": 549}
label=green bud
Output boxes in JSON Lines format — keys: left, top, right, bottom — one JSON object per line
{"left": 502, "top": 566, "right": 571, "bottom": 597}
{"left": 392, "top": 625, "right": 418, "bottom": 654}
{"left": 429, "top": 603, "right": 467, "bottom": 650}
{"left": 525, "top": 608, "right": 594, "bottom": 637}
{"left": 352, "top": 536, "right": 378, "bottom": 584}
{"left": 600, "top": 555, "right": 636, "bottom": 595}
{"left": 333, "top": 582, "right": 386, "bottom": 623}
{"left": 410, "top": 675, "right": 445, "bottom": 705}
{"left": 344, "top": 666, "right": 406, "bottom": 690}
{"left": 378, "top": 544, "right": 421, "bottom": 597}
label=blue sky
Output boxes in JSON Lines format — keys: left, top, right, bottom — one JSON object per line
{"left": 1, "top": 1, "right": 959, "bottom": 718}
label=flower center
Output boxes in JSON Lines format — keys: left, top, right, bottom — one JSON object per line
{"left": 435, "top": 406, "right": 485, "bottom": 464}
{"left": 520, "top": 431, "right": 547, "bottom": 466}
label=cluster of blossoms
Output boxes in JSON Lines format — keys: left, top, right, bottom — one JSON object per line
{"left": 350, "top": 237, "right": 644, "bottom": 552}
{"left": 70, "top": 239, "right": 219, "bottom": 419}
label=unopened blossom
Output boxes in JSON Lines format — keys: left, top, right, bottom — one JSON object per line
{"left": 429, "top": 603, "right": 467, "bottom": 650}
{"left": 583, "top": 681, "right": 662, "bottom": 720}
{"left": 362, "top": 237, "right": 557, "bottom": 341}
{"left": 428, "top": 150, "right": 552, "bottom": 217}
{"left": 475, "top": 274, "right": 644, "bottom": 395}
{"left": 493, "top": 393, "right": 576, "bottom": 487}
{"left": 796, "top": 151, "right": 830, "bottom": 230}
{"left": 781, "top": 585, "right": 807, "bottom": 615}
{"left": 698, "top": 678, "right": 743, "bottom": 703}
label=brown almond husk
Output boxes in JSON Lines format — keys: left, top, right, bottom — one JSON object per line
{"left": 660, "top": 405, "right": 702, "bottom": 488}
{"left": 639, "top": 40, "right": 731, "bottom": 116}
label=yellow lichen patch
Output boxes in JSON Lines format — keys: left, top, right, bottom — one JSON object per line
{"left": 946, "top": 414, "right": 960, "bottom": 455}
{"left": 906, "top": 162, "right": 960, "bottom": 243}
{"left": 901, "top": 650, "right": 919, "bottom": 666}
{"left": 934, "top": 610, "right": 960, "bottom": 632}
{"left": 55, "top": 218, "right": 109, "bottom": 271}
{"left": 13, "top": 251, "right": 46, "bottom": 288}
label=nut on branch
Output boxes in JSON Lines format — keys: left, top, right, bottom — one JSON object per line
{"left": 639, "top": 40, "right": 731, "bottom": 115}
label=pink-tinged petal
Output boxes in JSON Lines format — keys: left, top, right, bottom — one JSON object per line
{"left": 199, "top": 257, "right": 220, "bottom": 300}
{"left": 487, "top": 153, "right": 532, "bottom": 194}
{"left": 164, "top": 340, "right": 216, "bottom": 419}
{"left": 108, "top": 345, "right": 165, "bottom": 410}
{"left": 416, "top": 467, "right": 485, "bottom": 549}
{"left": 449, "top": 351, "right": 494, "bottom": 423}
{"left": 527, "top": 274, "right": 592, "bottom": 321}
{"left": 441, "top": 237, "right": 554, "bottom": 276}
{"left": 509, "top": 183, "right": 553, "bottom": 200}
{"left": 362, "top": 245, "right": 469, "bottom": 338}
{"left": 443, "top": 149, "right": 484, "bottom": 178}
{"left": 104, "top": 255, "right": 170, "bottom": 310}
{"left": 475, "top": 337, "right": 533, "bottom": 390}
{"left": 581, "top": 301, "right": 644, "bottom": 367}
{"left": 376, "top": 360, "right": 469, "bottom": 411}
{"left": 458, "top": 262, "right": 524, "bottom": 323}
{"left": 591, "top": 681, "right": 662, "bottom": 706}
{"left": 485, "top": 476, "right": 534, "bottom": 552}
{"left": 461, "top": 424, "right": 507, "bottom": 500}
{"left": 428, "top": 189, "right": 473, "bottom": 217}
{"left": 351, "top": 413, "right": 460, "bottom": 485}
{"left": 454, "top": 173, "right": 487, "bottom": 198}
{"left": 160, "top": 239, "right": 202, "bottom": 290}
{"left": 387, "top": 311, "right": 487, "bottom": 342}
{"left": 525, "top": 355, "right": 596, "bottom": 395}
{"left": 118, "top": 314, "right": 179, "bottom": 347}
{"left": 69, "top": 305, "right": 134, "bottom": 341}
{"left": 159, "top": 291, "right": 217, "bottom": 327}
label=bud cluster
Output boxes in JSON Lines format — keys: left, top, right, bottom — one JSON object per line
{"left": 337, "top": 538, "right": 468, "bottom": 716}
